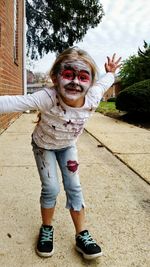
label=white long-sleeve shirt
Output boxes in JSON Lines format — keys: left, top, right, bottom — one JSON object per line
{"left": 0, "top": 72, "right": 114, "bottom": 149}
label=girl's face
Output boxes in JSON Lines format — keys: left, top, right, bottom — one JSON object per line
{"left": 56, "top": 60, "right": 92, "bottom": 102}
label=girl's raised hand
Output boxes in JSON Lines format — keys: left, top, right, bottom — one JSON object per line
{"left": 105, "top": 53, "right": 122, "bottom": 73}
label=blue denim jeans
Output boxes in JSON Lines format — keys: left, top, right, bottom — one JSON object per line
{"left": 32, "top": 140, "right": 85, "bottom": 211}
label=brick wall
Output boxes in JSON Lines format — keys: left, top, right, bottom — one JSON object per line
{"left": 103, "top": 81, "right": 121, "bottom": 101}
{"left": 0, "top": 0, "right": 24, "bottom": 133}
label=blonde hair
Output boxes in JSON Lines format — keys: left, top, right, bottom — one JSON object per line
{"left": 50, "top": 47, "right": 99, "bottom": 86}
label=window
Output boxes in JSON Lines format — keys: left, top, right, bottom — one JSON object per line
{"left": 14, "top": 0, "right": 18, "bottom": 64}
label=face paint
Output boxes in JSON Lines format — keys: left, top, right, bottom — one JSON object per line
{"left": 57, "top": 60, "right": 92, "bottom": 101}
{"left": 61, "top": 69, "right": 90, "bottom": 82}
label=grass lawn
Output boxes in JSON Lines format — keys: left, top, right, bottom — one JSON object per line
{"left": 96, "top": 101, "right": 150, "bottom": 130}
{"left": 96, "top": 101, "right": 120, "bottom": 115}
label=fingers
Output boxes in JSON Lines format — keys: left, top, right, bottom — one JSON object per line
{"left": 105, "top": 54, "right": 122, "bottom": 73}
{"left": 107, "top": 56, "right": 110, "bottom": 65}
{"left": 104, "top": 62, "right": 108, "bottom": 71}
{"left": 112, "top": 53, "right": 116, "bottom": 61}
{"left": 115, "top": 57, "right": 122, "bottom": 64}
{"left": 117, "top": 63, "right": 122, "bottom": 68}
{"left": 107, "top": 53, "right": 116, "bottom": 63}
{"left": 107, "top": 54, "right": 122, "bottom": 64}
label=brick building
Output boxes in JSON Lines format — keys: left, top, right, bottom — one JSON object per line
{"left": 103, "top": 79, "right": 121, "bottom": 101}
{"left": 0, "top": 0, "right": 26, "bottom": 133}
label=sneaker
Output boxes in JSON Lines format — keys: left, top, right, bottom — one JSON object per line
{"left": 36, "top": 225, "right": 54, "bottom": 257}
{"left": 75, "top": 230, "right": 103, "bottom": 260}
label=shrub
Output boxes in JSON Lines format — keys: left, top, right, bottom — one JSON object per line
{"left": 116, "top": 79, "right": 150, "bottom": 113}
{"left": 107, "top": 97, "right": 116, "bottom": 102}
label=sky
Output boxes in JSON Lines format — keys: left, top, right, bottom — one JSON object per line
{"left": 30, "top": 0, "right": 150, "bottom": 75}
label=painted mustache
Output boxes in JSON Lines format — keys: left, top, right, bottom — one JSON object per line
{"left": 64, "top": 82, "right": 84, "bottom": 92}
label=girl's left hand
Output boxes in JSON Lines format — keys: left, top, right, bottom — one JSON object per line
{"left": 105, "top": 53, "right": 122, "bottom": 73}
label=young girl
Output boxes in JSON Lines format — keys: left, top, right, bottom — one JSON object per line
{"left": 0, "top": 47, "right": 121, "bottom": 260}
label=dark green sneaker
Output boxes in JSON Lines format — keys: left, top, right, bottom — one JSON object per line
{"left": 36, "top": 225, "right": 54, "bottom": 257}
{"left": 75, "top": 230, "right": 103, "bottom": 260}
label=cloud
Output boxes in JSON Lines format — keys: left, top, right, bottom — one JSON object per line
{"left": 32, "top": 0, "right": 150, "bottom": 75}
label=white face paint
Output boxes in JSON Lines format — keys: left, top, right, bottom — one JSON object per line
{"left": 57, "top": 60, "right": 92, "bottom": 101}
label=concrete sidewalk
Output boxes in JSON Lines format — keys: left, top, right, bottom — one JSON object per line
{"left": 85, "top": 112, "right": 150, "bottom": 184}
{"left": 0, "top": 113, "right": 150, "bottom": 267}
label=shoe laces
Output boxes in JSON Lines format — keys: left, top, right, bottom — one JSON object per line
{"left": 79, "top": 232, "right": 96, "bottom": 247}
{"left": 40, "top": 227, "right": 53, "bottom": 243}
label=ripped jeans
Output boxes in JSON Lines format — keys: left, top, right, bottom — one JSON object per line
{"left": 32, "top": 141, "right": 85, "bottom": 211}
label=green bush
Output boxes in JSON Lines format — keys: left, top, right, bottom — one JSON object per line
{"left": 116, "top": 79, "right": 150, "bottom": 113}
{"left": 107, "top": 97, "right": 116, "bottom": 102}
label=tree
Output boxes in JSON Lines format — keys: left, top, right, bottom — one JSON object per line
{"left": 119, "top": 41, "right": 150, "bottom": 89}
{"left": 138, "top": 41, "right": 150, "bottom": 81}
{"left": 118, "top": 55, "right": 140, "bottom": 89}
{"left": 26, "top": 0, "right": 104, "bottom": 60}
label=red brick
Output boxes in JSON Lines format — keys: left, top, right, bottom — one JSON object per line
{"left": 0, "top": 0, "right": 24, "bottom": 132}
